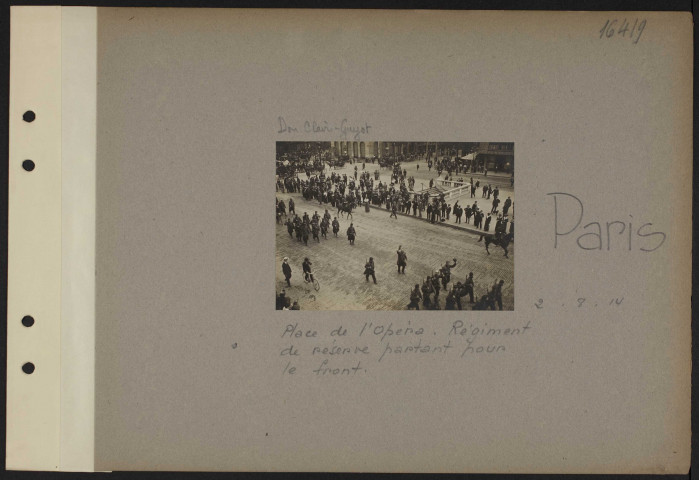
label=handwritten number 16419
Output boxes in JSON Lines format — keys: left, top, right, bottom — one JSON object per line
{"left": 600, "top": 18, "right": 646, "bottom": 44}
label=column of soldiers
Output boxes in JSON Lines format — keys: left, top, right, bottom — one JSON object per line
{"left": 278, "top": 203, "right": 345, "bottom": 247}
{"left": 407, "top": 263, "right": 507, "bottom": 311}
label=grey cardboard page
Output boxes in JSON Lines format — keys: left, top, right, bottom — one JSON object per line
{"left": 94, "top": 9, "right": 691, "bottom": 472}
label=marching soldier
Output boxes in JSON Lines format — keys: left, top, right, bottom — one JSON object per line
{"left": 452, "top": 282, "right": 465, "bottom": 310}
{"left": 302, "top": 224, "right": 309, "bottom": 245}
{"left": 347, "top": 223, "right": 356, "bottom": 245}
{"left": 420, "top": 277, "right": 433, "bottom": 308}
{"left": 407, "top": 284, "right": 422, "bottom": 310}
{"left": 445, "top": 286, "right": 457, "bottom": 310}
{"left": 320, "top": 218, "right": 329, "bottom": 239}
{"left": 332, "top": 217, "right": 340, "bottom": 237}
{"left": 463, "top": 272, "right": 475, "bottom": 303}
{"left": 440, "top": 258, "right": 458, "bottom": 290}
{"left": 364, "top": 257, "right": 376, "bottom": 284}
{"left": 294, "top": 216, "right": 303, "bottom": 242}
{"left": 491, "top": 280, "right": 505, "bottom": 310}
{"left": 472, "top": 292, "right": 493, "bottom": 311}
{"left": 311, "top": 222, "right": 320, "bottom": 242}
{"left": 431, "top": 271, "right": 442, "bottom": 304}
{"left": 396, "top": 246, "right": 407, "bottom": 274}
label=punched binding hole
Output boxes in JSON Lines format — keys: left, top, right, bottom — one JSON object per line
{"left": 21, "top": 315, "right": 34, "bottom": 327}
{"left": 23, "top": 110, "right": 36, "bottom": 123}
{"left": 22, "top": 160, "right": 35, "bottom": 172}
{"left": 22, "top": 362, "right": 35, "bottom": 374}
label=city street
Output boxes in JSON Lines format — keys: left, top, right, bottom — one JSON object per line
{"left": 275, "top": 188, "right": 514, "bottom": 311}
{"left": 330, "top": 158, "right": 515, "bottom": 216}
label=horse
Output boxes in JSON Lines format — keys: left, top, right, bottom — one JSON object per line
{"left": 477, "top": 232, "right": 513, "bottom": 257}
{"left": 337, "top": 202, "right": 354, "bottom": 219}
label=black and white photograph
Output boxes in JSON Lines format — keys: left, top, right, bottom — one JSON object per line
{"left": 276, "top": 141, "right": 515, "bottom": 310}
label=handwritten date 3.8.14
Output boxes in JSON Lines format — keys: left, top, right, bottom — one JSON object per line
{"left": 600, "top": 18, "right": 646, "bottom": 44}
{"left": 534, "top": 296, "right": 623, "bottom": 310}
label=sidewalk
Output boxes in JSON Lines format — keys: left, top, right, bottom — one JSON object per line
{"left": 332, "top": 161, "right": 514, "bottom": 193}
{"left": 466, "top": 172, "right": 514, "bottom": 189}
{"left": 366, "top": 203, "right": 507, "bottom": 237}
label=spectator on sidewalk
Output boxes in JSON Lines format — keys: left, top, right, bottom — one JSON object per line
{"left": 282, "top": 257, "right": 292, "bottom": 286}
{"left": 503, "top": 197, "right": 512, "bottom": 216}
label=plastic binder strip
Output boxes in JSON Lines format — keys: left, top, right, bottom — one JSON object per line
{"left": 60, "top": 7, "right": 97, "bottom": 472}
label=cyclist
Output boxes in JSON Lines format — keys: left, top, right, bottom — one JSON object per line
{"left": 302, "top": 257, "right": 314, "bottom": 283}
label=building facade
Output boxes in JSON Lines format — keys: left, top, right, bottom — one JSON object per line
{"left": 329, "top": 142, "right": 478, "bottom": 158}
{"left": 475, "top": 142, "right": 514, "bottom": 173}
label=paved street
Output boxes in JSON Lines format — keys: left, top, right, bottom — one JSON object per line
{"left": 275, "top": 188, "right": 515, "bottom": 311}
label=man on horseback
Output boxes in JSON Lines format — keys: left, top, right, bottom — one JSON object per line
{"left": 338, "top": 200, "right": 354, "bottom": 219}
{"left": 494, "top": 218, "right": 503, "bottom": 243}
{"left": 478, "top": 231, "right": 513, "bottom": 257}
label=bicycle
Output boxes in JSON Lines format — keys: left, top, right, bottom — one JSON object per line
{"left": 304, "top": 272, "right": 320, "bottom": 291}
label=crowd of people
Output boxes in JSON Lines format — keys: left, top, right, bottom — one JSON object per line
{"left": 275, "top": 149, "right": 513, "bottom": 310}
{"left": 276, "top": 160, "right": 515, "bottom": 236}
